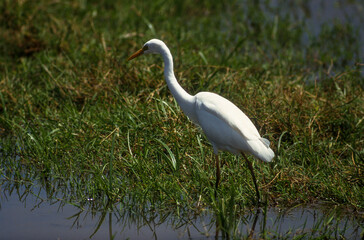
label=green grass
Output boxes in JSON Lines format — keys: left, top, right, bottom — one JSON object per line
{"left": 0, "top": 0, "right": 363, "bottom": 237}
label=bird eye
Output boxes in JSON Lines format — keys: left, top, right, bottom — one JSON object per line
{"left": 142, "top": 45, "right": 149, "bottom": 51}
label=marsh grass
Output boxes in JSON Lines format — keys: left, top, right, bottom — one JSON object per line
{"left": 0, "top": 0, "right": 363, "bottom": 237}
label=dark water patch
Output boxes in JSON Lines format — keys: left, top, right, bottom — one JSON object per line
{"left": 238, "top": 0, "right": 364, "bottom": 77}
{"left": 1, "top": 187, "right": 362, "bottom": 239}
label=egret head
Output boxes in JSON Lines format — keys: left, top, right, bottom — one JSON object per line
{"left": 127, "top": 39, "right": 166, "bottom": 61}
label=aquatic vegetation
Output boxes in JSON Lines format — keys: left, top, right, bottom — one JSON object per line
{"left": 0, "top": 0, "right": 363, "bottom": 238}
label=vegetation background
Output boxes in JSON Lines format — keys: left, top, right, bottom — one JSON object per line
{"left": 0, "top": 0, "right": 363, "bottom": 237}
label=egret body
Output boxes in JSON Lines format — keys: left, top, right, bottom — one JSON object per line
{"left": 128, "top": 39, "right": 274, "bottom": 202}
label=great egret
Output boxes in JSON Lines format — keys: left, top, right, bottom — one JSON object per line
{"left": 128, "top": 39, "right": 274, "bottom": 202}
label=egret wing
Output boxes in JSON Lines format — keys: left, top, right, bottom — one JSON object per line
{"left": 195, "top": 92, "right": 260, "bottom": 140}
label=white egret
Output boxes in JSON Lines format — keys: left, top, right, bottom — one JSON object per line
{"left": 128, "top": 39, "right": 274, "bottom": 202}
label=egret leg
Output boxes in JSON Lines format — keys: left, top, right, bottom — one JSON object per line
{"left": 248, "top": 207, "right": 261, "bottom": 238}
{"left": 215, "top": 154, "right": 220, "bottom": 197}
{"left": 242, "top": 153, "right": 260, "bottom": 204}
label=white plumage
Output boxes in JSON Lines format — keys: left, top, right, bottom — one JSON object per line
{"left": 194, "top": 91, "right": 274, "bottom": 162}
{"left": 128, "top": 39, "right": 274, "bottom": 202}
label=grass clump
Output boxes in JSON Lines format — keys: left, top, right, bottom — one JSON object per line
{"left": 0, "top": 0, "right": 363, "bottom": 228}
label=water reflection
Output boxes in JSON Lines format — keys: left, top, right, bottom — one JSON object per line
{"left": 0, "top": 186, "right": 362, "bottom": 239}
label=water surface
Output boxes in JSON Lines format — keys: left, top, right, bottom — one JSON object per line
{"left": 1, "top": 187, "right": 362, "bottom": 239}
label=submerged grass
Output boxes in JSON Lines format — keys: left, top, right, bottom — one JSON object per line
{"left": 0, "top": 0, "right": 363, "bottom": 234}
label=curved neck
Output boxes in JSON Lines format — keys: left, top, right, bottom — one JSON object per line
{"left": 160, "top": 47, "right": 196, "bottom": 121}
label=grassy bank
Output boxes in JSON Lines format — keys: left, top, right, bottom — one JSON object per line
{"left": 1, "top": 0, "right": 363, "bottom": 218}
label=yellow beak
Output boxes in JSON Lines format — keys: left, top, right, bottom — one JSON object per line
{"left": 127, "top": 48, "right": 144, "bottom": 61}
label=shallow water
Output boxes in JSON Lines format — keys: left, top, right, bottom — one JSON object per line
{"left": 264, "top": 0, "right": 364, "bottom": 53}
{"left": 1, "top": 187, "right": 362, "bottom": 240}
{"left": 260, "top": 0, "right": 364, "bottom": 75}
